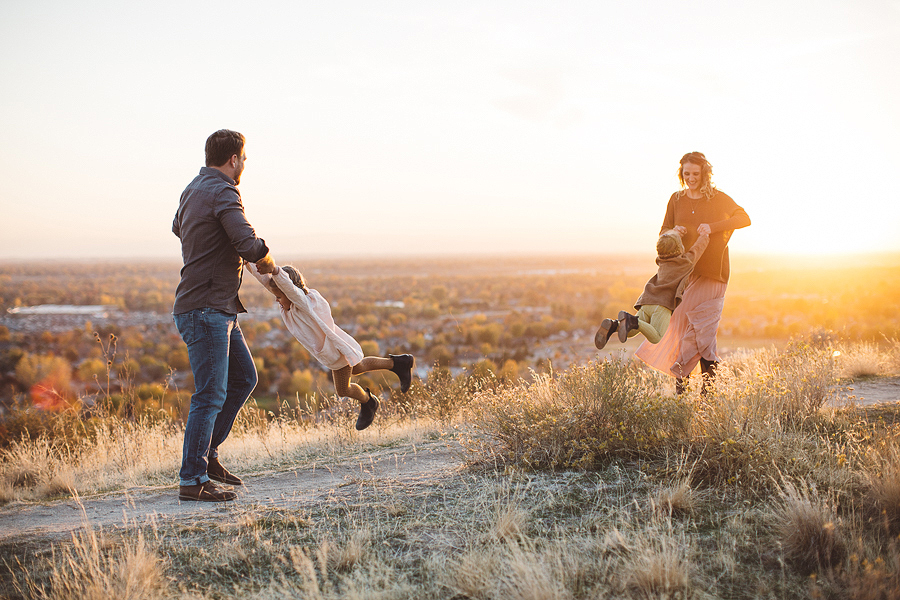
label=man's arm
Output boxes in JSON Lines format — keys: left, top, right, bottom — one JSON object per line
{"left": 215, "top": 189, "right": 269, "bottom": 263}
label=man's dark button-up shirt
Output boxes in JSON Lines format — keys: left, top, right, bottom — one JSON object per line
{"left": 172, "top": 167, "right": 269, "bottom": 315}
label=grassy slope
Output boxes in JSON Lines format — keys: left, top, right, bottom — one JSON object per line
{"left": 3, "top": 341, "right": 900, "bottom": 599}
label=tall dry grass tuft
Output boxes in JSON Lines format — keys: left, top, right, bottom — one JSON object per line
{"left": 275, "top": 539, "right": 412, "bottom": 600}
{"left": 441, "top": 548, "right": 500, "bottom": 599}
{"left": 467, "top": 359, "right": 687, "bottom": 470}
{"left": 862, "top": 441, "right": 900, "bottom": 534}
{"left": 610, "top": 513, "right": 696, "bottom": 599}
{"left": 835, "top": 338, "right": 900, "bottom": 380}
{"left": 622, "top": 542, "right": 693, "bottom": 599}
{"left": 773, "top": 481, "right": 846, "bottom": 575}
{"left": 0, "top": 437, "right": 78, "bottom": 503}
{"left": 654, "top": 477, "right": 699, "bottom": 518}
{"left": 493, "top": 540, "right": 573, "bottom": 600}
{"left": 399, "top": 366, "right": 483, "bottom": 424}
{"left": 716, "top": 339, "right": 838, "bottom": 427}
{"left": 492, "top": 501, "right": 529, "bottom": 542}
{"left": 686, "top": 341, "right": 843, "bottom": 492}
{"left": 287, "top": 537, "right": 373, "bottom": 597}
{"left": 467, "top": 339, "right": 849, "bottom": 497}
{"left": 24, "top": 527, "right": 168, "bottom": 600}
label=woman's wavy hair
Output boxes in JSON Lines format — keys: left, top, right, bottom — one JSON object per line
{"left": 677, "top": 151, "right": 716, "bottom": 199}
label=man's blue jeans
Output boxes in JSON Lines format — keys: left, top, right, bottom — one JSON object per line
{"left": 174, "top": 308, "right": 257, "bottom": 487}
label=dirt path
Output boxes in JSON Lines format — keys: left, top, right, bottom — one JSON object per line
{"left": 0, "top": 439, "right": 460, "bottom": 545}
{"left": 835, "top": 375, "right": 900, "bottom": 406}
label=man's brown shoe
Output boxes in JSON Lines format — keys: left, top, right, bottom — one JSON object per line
{"left": 179, "top": 480, "right": 237, "bottom": 502}
{"left": 207, "top": 456, "right": 243, "bottom": 485}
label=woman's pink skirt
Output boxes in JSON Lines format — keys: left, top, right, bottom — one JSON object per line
{"left": 634, "top": 275, "right": 727, "bottom": 377}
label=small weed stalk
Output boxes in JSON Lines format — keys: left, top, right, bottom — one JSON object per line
{"left": 91, "top": 332, "right": 117, "bottom": 413}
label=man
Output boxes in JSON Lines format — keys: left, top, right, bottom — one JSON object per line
{"left": 172, "top": 129, "right": 276, "bottom": 502}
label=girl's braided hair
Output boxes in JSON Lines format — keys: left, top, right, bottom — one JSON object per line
{"left": 281, "top": 265, "right": 309, "bottom": 294}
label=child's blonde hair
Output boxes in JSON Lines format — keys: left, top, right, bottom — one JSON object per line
{"left": 281, "top": 265, "right": 305, "bottom": 289}
{"left": 266, "top": 265, "right": 308, "bottom": 303}
{"left": 656, "top": 230, "right": 684, "bottom": 259}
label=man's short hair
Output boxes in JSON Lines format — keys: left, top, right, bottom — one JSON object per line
{"left": 205, "top": 129, "right": 245, "bottom": 167}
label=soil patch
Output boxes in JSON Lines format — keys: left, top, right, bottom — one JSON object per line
{"left": 836, "top": 375, "right": 900, "bottom": 406}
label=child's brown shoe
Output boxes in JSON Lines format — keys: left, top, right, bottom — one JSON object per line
{"left": 617, "top": 311, "right": 640, "bottom": 342}
{"left": 594, "top": 319, "right": 619, "bottom": 349}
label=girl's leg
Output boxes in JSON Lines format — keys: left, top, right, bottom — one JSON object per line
{"left": 332, "top": 365, "right": 369, "bottom": 404}
{"left": 353, "top": 354, "right": 415, "bottom": 393}
{"left": 334, "top": 365, "right": 379, "bottom": 431}
{"left": 351, "top": 356, "right": 393, "bottom": 375}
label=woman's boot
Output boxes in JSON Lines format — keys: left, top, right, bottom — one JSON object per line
{"left": 700, "top": 358, "right": 718, "bottom": 396}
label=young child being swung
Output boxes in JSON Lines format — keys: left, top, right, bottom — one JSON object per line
{"left": 594, "top": 226, "right": 709, "bottom": 349}
{"left": 247, "top": 262, "right": 414, "bottom": 431}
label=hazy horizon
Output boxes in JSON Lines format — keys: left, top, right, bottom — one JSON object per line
{"left": 2, "top": 249, "right": 898, "bottom": 267}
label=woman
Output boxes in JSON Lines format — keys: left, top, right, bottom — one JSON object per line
{"left": 634, "top": 152, "right": 750, "bottom": 394}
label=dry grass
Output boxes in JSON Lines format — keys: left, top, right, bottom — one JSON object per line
{"left": 654, "top": 476, "right": 699, "bottom": 518}
{"left": 772, "top": 481, "right": 846, "bottom": 574}
{"left": 836, "top": 339, "right": 900, "bottom": 380}
{"left": 862, "top": 442, "right": 900, "bottom": 533}
{"left": 7, "top": 339, "right": 900, "bottom": 598}
{"left": 0, "top": 459, "right": 885, "bottom": 599}
{"left": 19, "top": 527, "right": 168, "bottom": 600}
{"left": 466, "top": 359, "right": 688, "bottom": 471}
{"left": 619, "top": 520, "right": 694, "bottom": 599}
{"left": 467, "top": 340, "right": 845, "bottom": 496}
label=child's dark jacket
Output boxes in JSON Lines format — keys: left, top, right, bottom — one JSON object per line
{"left": 634, "top": 234, "right": 709, "bottom": 311}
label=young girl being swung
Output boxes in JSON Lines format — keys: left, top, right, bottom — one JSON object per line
{"left": 247, "top": 262, "right": 414, "bottom": 431}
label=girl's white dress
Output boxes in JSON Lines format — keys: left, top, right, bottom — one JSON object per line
{"left": 246, "top": 263, "right": 364, "bottom": 370}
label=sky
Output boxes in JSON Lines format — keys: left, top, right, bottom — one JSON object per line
{"left": 2, "top": 0, "right": 899, "bottom": 260}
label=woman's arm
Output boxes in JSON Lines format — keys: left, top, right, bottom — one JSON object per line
{"left": 709, "top": 194, "right": 751, "bottom": 233}
{"left": 709, "top": 207, "right": 751, "bottom": 233}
